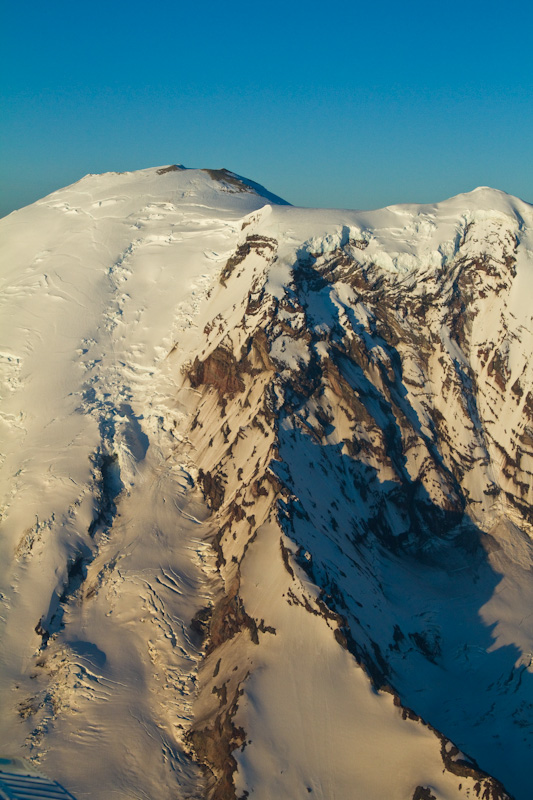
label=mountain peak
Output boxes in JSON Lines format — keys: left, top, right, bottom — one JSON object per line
{"left": 0, "top": 166, "right": 530, "bottom": 800}
{"left": 436, "top": 184, "right": 531, "bottom": 217}
{"left": 28, "top": 163, "right": 290, "bottom": 219}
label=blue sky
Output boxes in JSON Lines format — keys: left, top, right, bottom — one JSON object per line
{"left": 1, "top": 0, "right": 532, "bottom": 216}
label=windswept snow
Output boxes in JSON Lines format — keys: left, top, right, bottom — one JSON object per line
{"left": 0, "top": 166, "right": 280, "bottom": 799}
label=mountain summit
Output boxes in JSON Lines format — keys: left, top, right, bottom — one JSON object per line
{"left": 1, "top": 166, "right": 532, "bottom": 800}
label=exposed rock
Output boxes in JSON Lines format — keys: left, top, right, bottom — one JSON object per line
{"left": 156, "top": 164, "right": 184, "bottom": 174}
{"left": 220, "top": 235, "right": 277, "bottom": 286}
{"left": 207, "top": 580, "right": 259, "bottom": 654}
{"left": 189, "top": 347, "right": 246, "bottom": 399}
{"left": 413, "top": 788, "right": 437, "bottom": 800}
{"left": 187, "top": 685, "right": 247, "bottom": 800}
{"left": 198, "top": 469, "right": 226, "bottom": 511}
{"left": 181, "top": 194, "right": 527, "bottom": 800}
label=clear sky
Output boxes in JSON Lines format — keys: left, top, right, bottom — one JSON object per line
{"left": 1, "top": 0, "right": 532, "bottom": 217}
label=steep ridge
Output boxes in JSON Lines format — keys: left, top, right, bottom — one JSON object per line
{"left": 174, "top": 194, "right": 533, "bottom": 799}
{"left": 1, "top": 169, "right": 532, "bottom": 800}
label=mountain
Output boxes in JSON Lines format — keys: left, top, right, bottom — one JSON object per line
{"left": 0, "top": 165, "right": 532, "bottom": 800}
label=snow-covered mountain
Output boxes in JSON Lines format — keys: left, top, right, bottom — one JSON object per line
{"left": 1, "top": 165, "right": 532, "bottom": 800}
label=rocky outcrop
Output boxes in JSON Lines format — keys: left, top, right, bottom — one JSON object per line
{"left": 189, "top": 346, "right": 246, "bottom": 400}
{"left": 181, "top": 205, "right": 529, "bottom": 799}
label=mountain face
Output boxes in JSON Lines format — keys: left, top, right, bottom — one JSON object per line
{"left": 0, "top": 166, "right": 532, "bottom": 800}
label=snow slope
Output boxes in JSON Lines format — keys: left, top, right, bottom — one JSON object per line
{"left": 0, "top": 166, "right": 281, "bottom": 799}
{"left": 1, "top": 166, "right": 532, "bottom": 800}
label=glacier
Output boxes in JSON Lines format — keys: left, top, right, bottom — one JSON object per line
{"left": 1, "top": 165, "right": 532, "bottom": 800}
